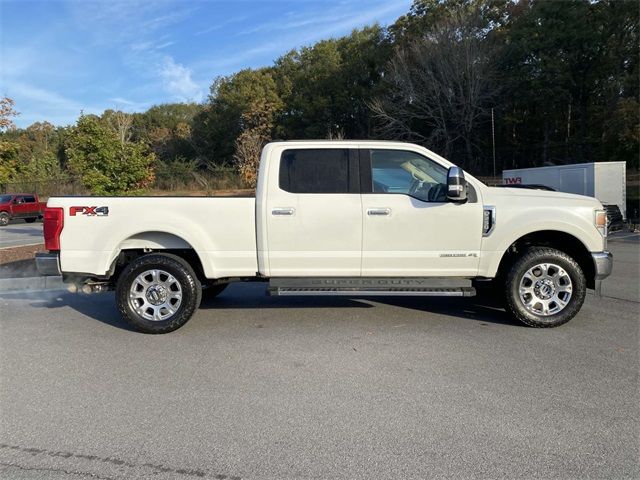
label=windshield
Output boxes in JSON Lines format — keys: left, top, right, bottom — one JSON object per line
{"left": 0, "top": 195, "right": 13, "bottom": 203}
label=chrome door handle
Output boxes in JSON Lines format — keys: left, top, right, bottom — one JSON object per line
{"left": 367, "top": 208, "right": 391, "bottom": 216}
{"left": 272, "top": 207, "right": 295, "bottom": 216}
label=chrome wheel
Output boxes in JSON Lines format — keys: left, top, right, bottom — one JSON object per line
{"left": 519, "top": 263, "right": 573, "bottom": 316}
{"left": 128, "top": 269, "right": 182, "bottom": 321}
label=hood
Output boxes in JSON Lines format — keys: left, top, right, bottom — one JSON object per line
{"left": 484, "top": 186, "right": 603, "bottom": 208}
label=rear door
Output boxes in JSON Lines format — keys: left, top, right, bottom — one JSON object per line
{"left": 360, "top": 148, "right": 483, "bottom": 277}
{"left": 22, "top": 195, "right": 38, "bottom": 215}
{"left": 264, "top": 147, "right": 362, "bottom": 276}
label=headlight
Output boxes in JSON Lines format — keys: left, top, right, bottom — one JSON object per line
{"left": 594, "top": 209, "right": 607, "bottom": 237}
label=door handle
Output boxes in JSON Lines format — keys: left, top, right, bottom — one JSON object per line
{"left": 367, "top": 208, "right": 391, "bottom": 216}
{"left": 272, "top": 207, "right": 295, "bottom": 216}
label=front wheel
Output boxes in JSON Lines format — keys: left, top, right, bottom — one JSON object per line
{"left": 116, "top": 253, "right": 202, "bottom": 334}
{"left": 505, "top": 247, "right": 586, "bottom": 328}
{"left": 0, "top": 212, "right": 9, "bottom": 226}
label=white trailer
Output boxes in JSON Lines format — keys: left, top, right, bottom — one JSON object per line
{"left": 502, "top": 162, "right": 627, "bottom": 219}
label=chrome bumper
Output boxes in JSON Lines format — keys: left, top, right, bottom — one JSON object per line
{"left": 592, "top": 251, "right": 613, "bottom": 281}
{"left": 35, "top": 252, "right": 61, "bottom": 276}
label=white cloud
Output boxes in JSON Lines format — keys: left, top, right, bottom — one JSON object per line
{"left": 159, "top": 56, "right": 203, "bottom": 102}
{"left": 4, "top": 82, "right": 102, "bottom": 126}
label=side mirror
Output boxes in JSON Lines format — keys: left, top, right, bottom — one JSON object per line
{"left": 446, "top": 166, "right": 467, "bottom": 202}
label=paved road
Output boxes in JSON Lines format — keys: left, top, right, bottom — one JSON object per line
{"left": 0, "top": 222, "right": 43, "bottom": 249}
{"left": 0, "top": 242, "right": 638, "bottom": 479}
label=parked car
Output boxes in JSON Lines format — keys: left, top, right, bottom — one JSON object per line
{"left": 36, "top": 141, "right": 612, "bottom": 333}
{"left": 0, "top": 193, "right": 46, "bottom": 226}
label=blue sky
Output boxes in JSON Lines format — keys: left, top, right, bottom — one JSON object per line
{"left": 1, "top": 0, "right": 411, "bottom": 128}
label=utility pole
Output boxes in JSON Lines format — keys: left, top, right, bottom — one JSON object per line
{"left": 491, "top": 107, "right": 496, "bottom": 181}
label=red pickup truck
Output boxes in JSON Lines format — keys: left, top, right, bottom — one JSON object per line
{"left": 0, "top": 193, "right": 46, "bottom": 226}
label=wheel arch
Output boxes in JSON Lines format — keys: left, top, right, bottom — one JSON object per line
{"left": 495, "top": 230, "right": 595, "bottom": 289}
{"left": 109, "top": 231, "right": 208, "bottom": 283}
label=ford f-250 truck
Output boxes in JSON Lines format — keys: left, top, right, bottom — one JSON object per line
{"left": 36, "top": 141, "right": 612, "bottom": 333}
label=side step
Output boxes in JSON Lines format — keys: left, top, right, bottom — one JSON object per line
{"left": 269, "top": 277, "right": 476, "bottom": 297}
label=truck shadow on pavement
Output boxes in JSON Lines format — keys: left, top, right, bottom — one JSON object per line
{"left": 3, "top": 282, "right": 518, "bottom": 331}
{"left": 200, "top": 283, "right": 519, "bottom": 327}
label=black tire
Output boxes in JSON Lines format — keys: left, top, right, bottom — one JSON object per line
{"left": 0, "top": 212, "right": 9, "bottom": 226}
{"left": 25, "top": 217, "right": 37, "bottom": 223}
{"left": 116, "top": 253, "right": 202, "bottom": 334}
{"left": 202, "top": 282, "right": 228, "bottom": 299}
{"left": 505, "top": 247, "right": 586, "bottom": 328}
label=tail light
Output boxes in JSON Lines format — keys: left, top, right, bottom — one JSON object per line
{"left": 43, "top": 207, "right": 64, "bottom": 251}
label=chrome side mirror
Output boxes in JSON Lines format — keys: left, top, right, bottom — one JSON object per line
{"left": 446, "top": 167, "right": 468, "bottom": 202}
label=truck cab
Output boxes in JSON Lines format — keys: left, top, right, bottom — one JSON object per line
{"left": 36, "top": 141, "right": 612, "bottom": 333}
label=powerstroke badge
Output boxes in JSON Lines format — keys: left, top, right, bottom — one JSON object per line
{"left": 70, "top": 206, "right": 109, "bottom": 217}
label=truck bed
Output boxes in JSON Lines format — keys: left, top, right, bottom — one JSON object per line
{"left": 48, "top": 196, "right": 258, "bottom": 278}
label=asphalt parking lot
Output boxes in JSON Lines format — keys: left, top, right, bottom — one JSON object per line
{"left": 0, "top": 222, "right": 43, "bottom": 249}
{"left": 0, "top": 239, "right": 638, "bottom": 479}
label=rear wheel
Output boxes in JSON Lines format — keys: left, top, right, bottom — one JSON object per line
{"left": 505, "top": 247, "right": 586, "bottom": 328}
{"left": 0, "top": 212, "right": 9, "bottom": 226}
{"left": 25, "top": 217, "right": 37, "bottom": 223}
{"left": 116, "top": 253, "right": 202, "bottom": 334}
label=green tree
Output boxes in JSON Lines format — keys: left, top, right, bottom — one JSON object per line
{"left": 65, "top": 115, "right": 155, "bottom": 195}
{"left": 132, "top": 103, "right": 201, "bottom": 162}
{"left": 193, "top": 68, "right": 282, "bottom": 166}
{"left": 0, "top": 98, "right": 21, "bottom": 184}
{"left": 0, "top": 141, "right": 19, "bottom": 184}
{"left": 275, "top": 25, "right": 390, "bottom": 139}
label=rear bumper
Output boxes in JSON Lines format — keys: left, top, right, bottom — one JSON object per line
{"left": 35, "top": 252, "right": 61, "bottom": 276}
{"left": 592, "top": 251, "right": 613, "bottom": 281}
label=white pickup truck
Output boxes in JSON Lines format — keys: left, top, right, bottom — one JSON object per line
{"left": 36, "top": 141, "right": 612, "bottom": 333}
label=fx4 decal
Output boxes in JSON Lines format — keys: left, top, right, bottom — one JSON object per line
{"left": 70, "top": 206, "right": 109, "bottom": 217}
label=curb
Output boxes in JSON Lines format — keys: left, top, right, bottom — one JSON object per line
{"left": 0, "top": 276, "right": 65, "bottom": 292}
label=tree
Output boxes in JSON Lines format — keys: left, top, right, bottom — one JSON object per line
{"left": 65, "top": 115, "right": 155, "bottom": 195}
{"left": 0, "top": 97, "right": 19, "bottom": 131}
{"left": 274, "top": 25, "right": 390, "bottom": 139}
{"left": 193, "top": 68, "right": 282, "bottom": 167}
{"left": 132, "top": 103, "right": 201, "bottom": 162}
{"left": 13, "top": 122, "right": 65, "bottom": 179}
{"left": 233, "top": 100, "right": 278, "bottom": 188}
{"left": 371, "top": 3, "right": 496, "bottom": 170}
{"left": 0, "top": 141, "right": 19, "bottom": 184}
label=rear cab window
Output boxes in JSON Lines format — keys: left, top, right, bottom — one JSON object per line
{"left": 279, "top": 148, "right": 359, "bottom": 194}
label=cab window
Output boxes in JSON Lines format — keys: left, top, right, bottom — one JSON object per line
{"left": 369, "top": 149, "right": 448, "bottom": 202}
{"left": 279, "top": 149, "right": 358, "bottom": 194}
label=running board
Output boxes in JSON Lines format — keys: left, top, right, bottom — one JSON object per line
{"left": 269, "top": 277, "right": 476, "bottom": 297}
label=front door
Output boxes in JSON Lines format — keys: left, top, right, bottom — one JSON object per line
{"left": 360, "top": 149, "right": 483, "bottom": 277}
{"left": 12, "top": 196, "right": 28, "bottom": 217}
{"left": 265, "top": 147, "right": 362, "bottom": 276}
